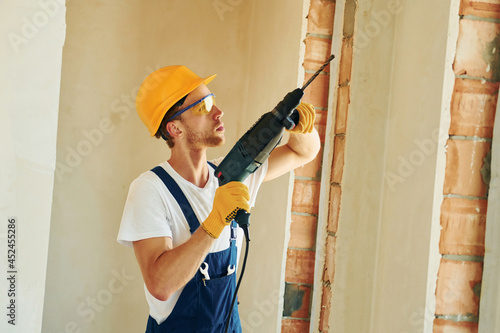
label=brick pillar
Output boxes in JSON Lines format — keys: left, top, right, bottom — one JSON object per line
{"left": 433, "top": 1, "right": 500, "bottom": 331}
{"left": 312, "top": 0, "right": 357, "bottom": 331}
{"left": 281, "top": 0, "right": 336, "bottom": 332}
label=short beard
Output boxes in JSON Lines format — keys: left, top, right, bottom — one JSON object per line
{"left": 184, "top": 123, "right": 225, "bottom": 148}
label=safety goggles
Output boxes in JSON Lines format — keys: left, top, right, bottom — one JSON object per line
{"left": 169, "top": 93, "right": 216, "bottom": 121}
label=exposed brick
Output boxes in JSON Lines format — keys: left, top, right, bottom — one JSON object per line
{"left": 281, "top": 318, "right": 310, "bottom": 333}
{"left": 283, "top": 283, "right": 312, "bottom": 318}
{"left": 304, "top": 59, "right": 331, "bottom": 75}
{"left": 304, "top": 36, "right": 333, "bottom": 68}
{"left": 307, "top": 0, "right": 336, "bottom": 36}
{"left": 439, "top": 197, "right": 487, "bottom": 256}
{"left": 327, "top": 184, "right": 342, "bottom": 233}
{"left": 285, "top": 249, "right": 316, "bottom": 284}
{"left": 289, "top": 214, "right": 318, "bottom": 249}
{"left": 453, "top": 19, "right": 500, "bottom": 81}
{"left": 294, "top": 148, "right": 323, "bottom": 179}
{"left": 443, "top": 139, "right": 491, "bottom": 197}
{"left": 322, "top": 234, "right": 336, "bottom": 283}
{"left": 331, "top": 135, "right": 346, "bottom": 184}
{"left": 335, "top": 85, "right": 350, "bottom": 134}
{"left": 315, "top": 109, "right": 328, "bottom": 143}
{"left": 319, "top": 285, "right": 332, "bottom": 332}
{"left": 303, "top": 72, "right": 330, "bottom": 109}
{"left": 450, "top": 78, "right": 499, "bottom": 138}
{"left": 433, "top": 318, "right": 478, "bottom": 333}
{"left": 282, "top": 1, "right": 338, "bottom": 330}
{"left": 435, "top": 259, "right": 483, "bottom": 316}
{"left": 338, "top": 36, "right": 354, "bottom": 85}
{"left": 460, "top": 0, "right": 500, "bottom": 20}
{"left": 292, "top": 180, "right": 321, "bottom": 215}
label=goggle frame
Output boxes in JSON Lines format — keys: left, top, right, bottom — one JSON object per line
{"left": 169, "top": 93, "right": 216, "bottom": 121}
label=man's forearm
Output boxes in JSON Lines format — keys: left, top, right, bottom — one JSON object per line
{"left": 139, "top": 228, "right": 215, "bottom": 301}
{"left": 286, "top": 128, "right": 321, "bottom": 162}
{"left": 136, "top": 182, "right": 250, "bottom": 301}
{"left": 264, "top": 128, "right": 321, "bottom": 182}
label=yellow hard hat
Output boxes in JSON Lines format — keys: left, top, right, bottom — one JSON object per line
{"left": 136, "top": 65, "right": 216, "bottom": 136}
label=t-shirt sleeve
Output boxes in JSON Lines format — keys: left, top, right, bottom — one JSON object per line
{"left": 117, "top": 176, "right": 173, "bottom": 248}
{"left": 244, "top": 159, "right": 268, "bottom": 207}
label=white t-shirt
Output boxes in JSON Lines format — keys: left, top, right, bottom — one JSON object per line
{"left": 117, "top": 159, "right": 268, "bottom": 324}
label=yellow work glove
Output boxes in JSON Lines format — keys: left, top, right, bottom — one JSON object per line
{"left": 287, "top": 102, "right": 316, "bottom": 134}
{"left": 202, "top": 182, "right": 250, "bottom": 239}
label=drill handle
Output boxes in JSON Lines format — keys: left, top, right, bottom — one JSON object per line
{"left": 235, "top": 209, "right": 251, "bottom": 241}
{"left": 290, "top": 109, "right": 300, "bottom": 126}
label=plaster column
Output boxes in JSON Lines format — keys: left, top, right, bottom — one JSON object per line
{"left": 0, "top": 0, "right": 66, "bottom": 332}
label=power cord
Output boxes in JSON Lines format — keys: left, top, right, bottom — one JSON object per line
{"left": 224, "top": 222, "right": 250, "bottom": 333}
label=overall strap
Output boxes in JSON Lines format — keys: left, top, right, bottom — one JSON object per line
{"left": 229, "top": 220, "right": 238, "bottom": 266}
{"left": 207, "top": 161, "right": 216, "bottom": 170}
{"left": 150, "top": 162, "right": 219, "bottom": 235}
{"left": 151, "top": 166, "right": 200, "bottom": 234}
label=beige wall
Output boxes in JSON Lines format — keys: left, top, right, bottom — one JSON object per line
{"left": 327, "top": 0, "right": 455, "bottom": 332}
{"left": 237, "top": 1, "right": 305, "bottom": 332}
{"left": 43, "top": 1, "right": 304, "bottom": 332}
{"left": 479, "top": 85, "right": 500, "bottom": 332}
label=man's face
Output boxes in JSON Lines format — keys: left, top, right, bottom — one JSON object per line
{"left": 177, "top": 84, "right": 225, "bottom": 149}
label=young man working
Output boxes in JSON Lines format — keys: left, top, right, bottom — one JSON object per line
{"left": 117, "top": 65, "right": 320, "bottom": 332}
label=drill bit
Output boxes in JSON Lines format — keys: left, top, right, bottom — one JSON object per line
{"left": 301, "top": 54, "right": 335, "bottom": 91}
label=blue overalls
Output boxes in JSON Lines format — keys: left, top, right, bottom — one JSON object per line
{"left": 146, "top": 163, "right": 242, "bottom": 333}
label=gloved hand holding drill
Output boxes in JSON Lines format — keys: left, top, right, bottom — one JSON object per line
{"left": 202, "top": 102, "right": 315, "bottom": 240}
{"left": 202, "top": 182, "right": 250, "bottom": 238}
{"left": 287, "top": 102, "right": 316, "bottom": 134}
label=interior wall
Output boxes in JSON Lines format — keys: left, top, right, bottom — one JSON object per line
{"left": 236, "top": 2, "right": 305, "bottom": 332}
{"left": 424, "top": 1, "right": 460, "bottom": 330}
{"left": 43, "top": 1, "right": 304, "bottom": 332}
{"left": 479, "top": 85, "right": 500, "bottom": 332}
{"left": 0, "top": 1, "right": 65, "bottom": 332}
{"left": 330, "top": 0, "right": 454, "bottom": 332}
{"left": 328, "top": 0, "right": 395, "bottom": 330}
{"left": 372, "top": 0, "right": 454, "bottom": 331}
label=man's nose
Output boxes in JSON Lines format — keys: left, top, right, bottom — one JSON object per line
{"left": 213, "top": 105, "right": 223, "bottom": 119}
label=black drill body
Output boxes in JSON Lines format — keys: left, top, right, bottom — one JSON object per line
{"left": 214, "top": 88, "right": 303, "bottom": 186}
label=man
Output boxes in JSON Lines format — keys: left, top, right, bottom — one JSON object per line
{"left": 117, "top": 65, "right": 320, "bottom": 332}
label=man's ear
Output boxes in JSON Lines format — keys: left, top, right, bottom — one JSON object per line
{"left": 166, "top": 121, "right": 183, "bottom": 138}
